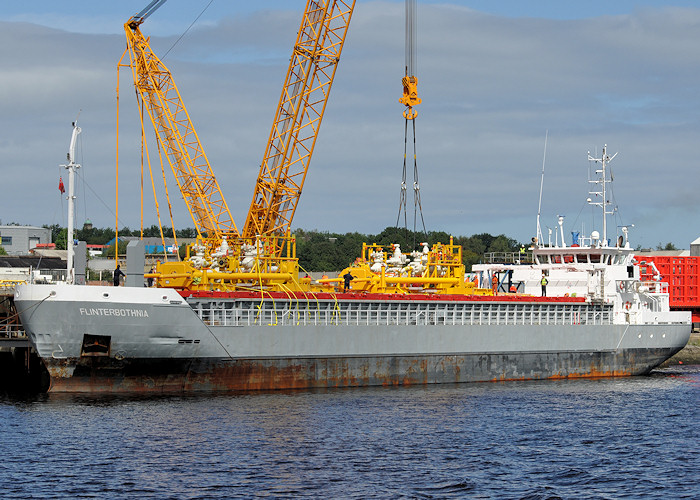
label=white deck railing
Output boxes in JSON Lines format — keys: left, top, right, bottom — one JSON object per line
{"left": 191, "top": 298, "right": 613, "bottom": 328}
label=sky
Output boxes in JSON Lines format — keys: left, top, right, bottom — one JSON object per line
{"left": 1, "top": 0, "right": 699, "bottom": 250}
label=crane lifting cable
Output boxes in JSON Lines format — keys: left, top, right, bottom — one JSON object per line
{"left": 400, "top": 0, "right": 420, "bottom": 118}
{"left": 396, "top": 0, "right": 426, "bottom": 242}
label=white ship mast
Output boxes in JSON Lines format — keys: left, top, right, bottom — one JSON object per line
{"left": 587, "top": 144, "right": 617, "bottom": 246}
{"left": 61, "top": 121, "right": 81, "bottom": 284}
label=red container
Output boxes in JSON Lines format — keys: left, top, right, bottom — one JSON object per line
{"left": 636, "top": 255, "right": 700, "bottom": 322}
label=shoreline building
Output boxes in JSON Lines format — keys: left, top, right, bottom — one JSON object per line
{"left": 0, "top": 225, "right": 51, "bottom": 256}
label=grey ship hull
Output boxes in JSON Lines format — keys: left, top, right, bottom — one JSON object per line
{"left": 14, "top": 284, "right": 691, "bottom": 393}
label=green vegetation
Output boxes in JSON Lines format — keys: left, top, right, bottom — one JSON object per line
{"left": 295, "top": 227, "right": 520, "bottom": 272}
{"left": 42, "top": 224, "right": 197, "bottom": 247}
{"left": 656, "top": 242, "right": 678, "bottom": 251}
{"left": 41, "top": 224, "right": 522, "bottom": 271}
{"left": 101, "top": 240, "right": 129, "bottom": 259}
{"left": 0, "top": 246, "right": 7, "bottom": 256}
{"left": 54, "top": 228, "right": 67, "bottom": 250}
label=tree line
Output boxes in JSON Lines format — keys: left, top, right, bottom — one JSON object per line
{"left": 294, "top": 227, "right": 520, "bottom": 272}
{"left": 40, "top": 224, "right": 520, "bottom": 271}
{"left": 35, "top": 223, "right": 679, "bottom": 272}
{"left": 43, "top": 223, "right": 197, "bottom": 248}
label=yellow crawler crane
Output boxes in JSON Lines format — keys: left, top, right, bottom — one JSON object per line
{"left": 122, "top": 1, "right": 354, "bottom": 292}
{"left": 121, "top": 2, "right": 486, "bottom": 298}
{"left": 324, "top": 238, "right": 493, "bottom": 295}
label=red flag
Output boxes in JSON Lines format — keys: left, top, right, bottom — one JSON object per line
{"left": 59, "top": 177, "right": 65, "bottom": 194}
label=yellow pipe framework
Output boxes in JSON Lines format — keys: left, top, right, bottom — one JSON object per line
{"left": 317, "top": 277, "right": 459, "bottom": 285}
{"left": 157, "top": 272, "right": 294, "bottom": 281}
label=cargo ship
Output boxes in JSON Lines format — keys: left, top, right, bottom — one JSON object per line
{"left": 13, "top": 144, "right": 691, "bottom": 392}
{"left": 13, "top": 238, "right": 691, "bottom": 392}
{"left": 13, "top": 270, "right": 691, "bottom": 393}
{"left": 12, "top": 6, "right": 690, "bottom": 392}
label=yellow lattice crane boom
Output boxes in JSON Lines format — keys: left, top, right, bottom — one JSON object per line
{"left": 122, "top": 4, "right": 238, "bottom": 240}
{"left": 243, "top": 0, "right": 355, "bottom": 251}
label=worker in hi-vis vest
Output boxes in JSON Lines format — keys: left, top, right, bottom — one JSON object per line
{"left": 541, "top": 275, "right": 548, "bottom": 297}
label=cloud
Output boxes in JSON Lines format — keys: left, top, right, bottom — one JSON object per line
{"left": 1, "top": 3, "right": 699, "bottom": 249}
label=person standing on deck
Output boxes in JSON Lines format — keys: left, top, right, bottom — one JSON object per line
{"left": 342, "top": 272, "right": 354, "bottom": 292}
{"left": 113, "top": 265, "right": 125, "bottom": 287}
{"left": 147, "top": 266, "right": 156, "bottom": 287}
{"left": 541, "top": 274, "right": 548, "bottom": 297}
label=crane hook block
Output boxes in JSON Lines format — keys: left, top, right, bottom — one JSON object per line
{"left": 399, "top": 75, "right": 421, "bottom": 120}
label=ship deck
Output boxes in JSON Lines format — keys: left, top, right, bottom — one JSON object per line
{"left": 179, "top": 289, "right": 588, "bottom": 303}
{"left": 179, "top": 289, "right": 605, "bottom": 329}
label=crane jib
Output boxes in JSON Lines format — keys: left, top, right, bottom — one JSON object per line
{"left": 130, "top": 0, "right": 168, "bottom": 27}
{"left": 243, "top": 1, "right": 355, "bottom": 251}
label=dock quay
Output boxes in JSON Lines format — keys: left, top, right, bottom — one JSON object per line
{"left": 660, "top": 332, "right": 700, "bottom": 367}
{"left": 0, "top": 329, "right": 30, "bottom": 348}
{"left": 0, "top": 285, "right": 27, "bottom": 345}
{"left": 0, "top": 286, "right": 47, "bottom": 392}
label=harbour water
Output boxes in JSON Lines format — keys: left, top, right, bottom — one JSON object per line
{"left": 1, "top": 367, "right": 698, "bottom": 499}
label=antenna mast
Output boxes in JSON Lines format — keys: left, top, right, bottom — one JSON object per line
{"left": 587, "top": 144, "right": 617, "bottom": 245}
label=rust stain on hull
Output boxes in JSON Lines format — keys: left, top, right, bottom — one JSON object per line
{"left": 42, "top": 347, "right": 679, "bottom": 393}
